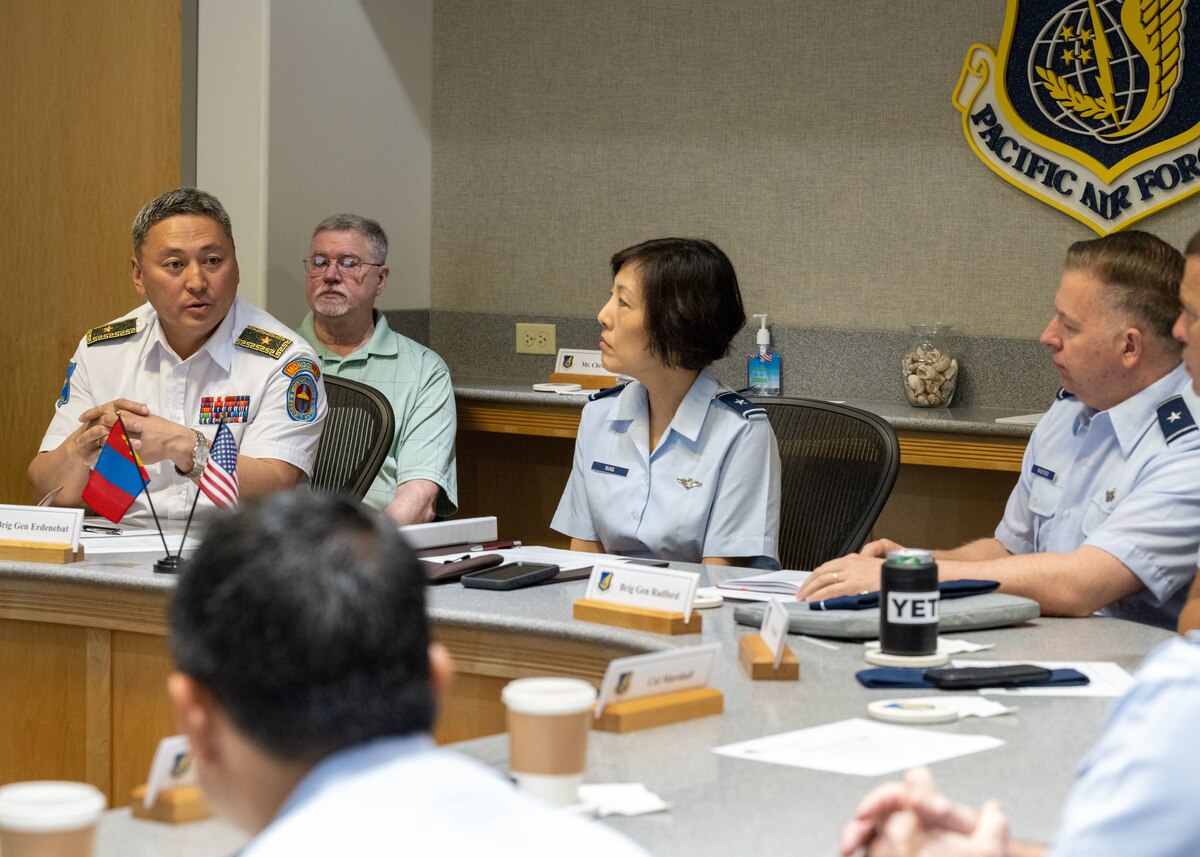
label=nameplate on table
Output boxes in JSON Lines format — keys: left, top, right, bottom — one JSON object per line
{"left": 595, "top": 643, "right": 720, "bottom": 716}
{"left": 760, "top": 598, "right": 791, "bottom": 670}
{"left": 0, "top": 504, "right": 83, "bottom": 549}
{"left": 554, "top": 348, "right": 606, "bottom": 375}
{"left": 143, "top": 735, "right": 198, "bottom": 808}
{"left": 585, "top": 562, "right": 699, "bottom": 622}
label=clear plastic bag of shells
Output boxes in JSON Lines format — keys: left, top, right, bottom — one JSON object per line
{"left": 902, "top": 324, "right": 958, "bottom": 408}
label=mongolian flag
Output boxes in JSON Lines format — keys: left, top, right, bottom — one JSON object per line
{"left": 199, "top": 421, "right": 239, "bottom": 509}
{"left": 81, "top": 419, "right": 149, "bottom": 522}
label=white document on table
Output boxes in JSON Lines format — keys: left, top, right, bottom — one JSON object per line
{"left": 81, "top": 523, "right": 202, "bottom": 555}
{"left": 713, "top": 718, "right": 1004, "bottom": 776}
{"left": 420, "top": 546, "right": 668, "bottom": 573}
{"left": 696, "top": 586, "right": 794, "bottom": 604}
{"left": 953, "top": 659, "right": 1134, "bottom": 697}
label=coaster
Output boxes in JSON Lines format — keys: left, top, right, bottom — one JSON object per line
{"left": 864, "top": 648, "right": 951, "bottom": 668}
{"left": 868, "top": 697, "right": 960, "bottom": 725}
{"left": 693, "top": 591, "right": 724, "bottom": 609}
{"left": 533, "top": 382, "right": 582, "bottom": 393}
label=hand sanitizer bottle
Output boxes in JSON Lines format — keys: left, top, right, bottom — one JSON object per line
{"left": 747, "top": 313, "right": 781, "bottom": 396}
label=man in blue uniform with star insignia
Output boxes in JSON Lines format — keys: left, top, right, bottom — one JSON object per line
{"left": 29, "top": 188, "right": 326, "bottom": 521}
{"left": 805, "top": 232, "right": 1200, "bottom": 629}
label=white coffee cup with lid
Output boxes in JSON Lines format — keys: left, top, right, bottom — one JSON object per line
{"left": 0, "top": 781, "right": 107, "bottom": 857}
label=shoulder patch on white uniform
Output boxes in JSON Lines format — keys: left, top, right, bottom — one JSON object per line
{"left": 589, "top": 383, "right": 627, "bottom": 401}
{"left": 716, "top": 392, "right": 767, "bottom": 420}
{"left": 1157, "top": 395, "right": 1198, "bottom": 444}
{"left": 85, "top": 318, "right": 138, "bottom": 345}
{"left": 235, "top": 326, "right": 293, "bottom": 359}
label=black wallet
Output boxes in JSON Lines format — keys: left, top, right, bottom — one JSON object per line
{"left": 420, "top": 553, "right": 505, "bottom": 584}
{"left": 925, "top": 664, "right": 1053, "bottom": 689}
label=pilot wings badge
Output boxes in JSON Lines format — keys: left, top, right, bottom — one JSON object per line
{"left": 955, "top": 0, "right": 1200, "bottom": 234}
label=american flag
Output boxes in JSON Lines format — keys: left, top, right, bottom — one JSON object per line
{"left": 199, "top": 422, "right": 239, "bottom": 509}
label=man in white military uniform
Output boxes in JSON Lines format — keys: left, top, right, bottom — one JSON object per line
{"left": 802, "top": 231, "right": 1200, "bottom": 629}
{"left": 30, "top": 188, "right": 326, "bottom": 520}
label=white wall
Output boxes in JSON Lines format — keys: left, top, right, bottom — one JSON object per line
{"left": 266, "top": 0, "right": 433, "bottom": 328}
{"left": 196, "top": 0, "right": 433, "bottom": 326}
{"left": 195, "top": 0, "right": 270, "bottom": 308}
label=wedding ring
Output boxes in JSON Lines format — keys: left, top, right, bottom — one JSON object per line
{"left": 831, "top": 571, "right": 841, "bottom": 583}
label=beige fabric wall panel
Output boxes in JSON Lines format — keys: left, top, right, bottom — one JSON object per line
{"left": 1, "top": 0, "right": 181, "bottom": 504}
{"left": 432, "top": 1, "right": 1200, "bottom": 335}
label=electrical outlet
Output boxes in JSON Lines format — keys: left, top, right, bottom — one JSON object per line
{"left": 516, "top": 322, "right": 556, "bottom": 355}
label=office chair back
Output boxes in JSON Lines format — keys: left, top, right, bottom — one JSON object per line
{"left": 755, "top": 397, "right": 900, "bottom": 570}
{"left": 310, "top": 376, "right": 396, "bottom": 501}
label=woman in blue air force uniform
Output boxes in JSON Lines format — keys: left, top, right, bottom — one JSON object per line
{"left": 551, "top": 238, "right": 781, "bottom": 569}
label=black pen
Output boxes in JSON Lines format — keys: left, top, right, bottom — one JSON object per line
{"left": 83, "top": 524, "right": 122, "bottom": 535}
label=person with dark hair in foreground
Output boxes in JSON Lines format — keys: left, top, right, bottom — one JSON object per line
{"left": 551, "top": 237, "right": 781, "bottom": 569}
{"left": 168, "top": 493, "right": 648, "bottom": 856}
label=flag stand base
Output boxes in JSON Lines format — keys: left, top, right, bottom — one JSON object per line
{"left": 154, "top": 555, "right": 183, "bottom": 574}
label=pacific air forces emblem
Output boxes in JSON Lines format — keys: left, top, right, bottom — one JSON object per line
{"left": 955, "top": 0, "right": 1200, "bottom": 233}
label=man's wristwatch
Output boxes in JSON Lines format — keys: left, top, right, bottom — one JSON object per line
{"left": 175, "top": 429, "right": 209, "bottom": 479}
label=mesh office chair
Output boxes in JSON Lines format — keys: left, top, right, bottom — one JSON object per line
{"left": 754, "top": 397, "right": 900, "bottom": 570}
{"left": 310, "top": 376, "right": 396, "bottom": 501}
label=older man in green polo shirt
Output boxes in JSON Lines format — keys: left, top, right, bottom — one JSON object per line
{"left": 298, "top": 214, "right": 457, "bottom": 524}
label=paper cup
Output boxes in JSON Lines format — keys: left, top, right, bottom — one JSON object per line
{"left": 0, "top": 781, "right": 106, "bottom": 857}
{"left": 501, "top": 677, "right": 596, "bottom": 805}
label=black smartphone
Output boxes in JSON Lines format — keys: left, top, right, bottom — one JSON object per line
{"left": 460, "top": 561, "right": 561, "bottom": 591}
{"left": 925, "top": 664, "right": 1053, "bottom": 690}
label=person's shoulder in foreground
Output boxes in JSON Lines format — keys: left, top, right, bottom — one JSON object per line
{"left": 838, "top": 634, "right": 1200, "bottom": 857}
{"left": 168, "top": 492, "right": 647, "bottom": 857}
{"left": 1045, "top": 632, "right": 1200, "bottom": 857}
{"left": 242, "top": 735, "right": 647, "bottom": 856}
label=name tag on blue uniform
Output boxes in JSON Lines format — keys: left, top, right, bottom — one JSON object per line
{"left": 591, "top": 461, "right": 629, "bottom": 477}
{"left": 1031, "top": 464, "right": 1056, "bottom": 481}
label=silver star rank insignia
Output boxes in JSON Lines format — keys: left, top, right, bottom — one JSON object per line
{"left": 1105, "top": 488, "right": 1115, "bottom": 503}
{"left": 1168, "top": 411, "right": 1182, "bottom": 423}
{"left": 676, "top": 476, "right": 702, "bottom": 490}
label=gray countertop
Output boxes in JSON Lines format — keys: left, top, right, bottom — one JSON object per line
{"left": 453, "top": 376, "right": 1040, "bottom": 438}
{"left": 81, "top": 555, "right": 1171, "bottom": 856}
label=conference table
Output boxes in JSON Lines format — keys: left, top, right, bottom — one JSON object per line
{"left": 0, "top": 550, "right": 1172, "bottom": 855}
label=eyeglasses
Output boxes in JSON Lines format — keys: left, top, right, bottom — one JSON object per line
{"left": 302, "top": 253, "right": 384, "bottom": 277}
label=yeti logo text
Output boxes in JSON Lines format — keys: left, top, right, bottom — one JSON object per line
{"left": 887, "top": 591, "right": 941, "bottom": 625}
